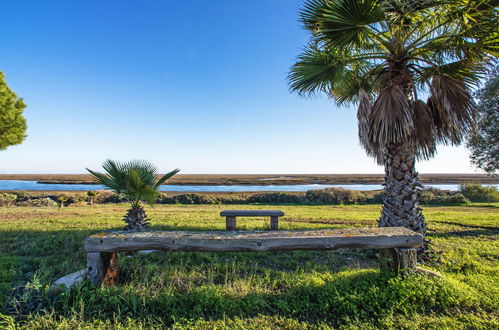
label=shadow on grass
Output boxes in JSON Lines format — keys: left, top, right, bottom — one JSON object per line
{"left": 435, "top": 221, "right": 499, "bottom": 231}
{"left": 2, "top": 228, "right": 492, "bottom": 327}
{"left": 428, "top": 227, "right": 499, "bottom": 238}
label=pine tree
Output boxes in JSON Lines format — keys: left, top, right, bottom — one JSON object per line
{"left": 0, "top": 72, "right": 27, "bottom": 150}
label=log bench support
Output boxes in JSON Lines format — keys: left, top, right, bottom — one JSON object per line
{"left": 220, "top": 210, "right": 284, "bottom": 231}
{"left": 84, "top": 227, "right": 423, "bottom": 286}
{"left": 379, "top": 248, "right": 417, "bottom": 274}
{"left": 87, "top": 251, "right": 119, "bottom": 286}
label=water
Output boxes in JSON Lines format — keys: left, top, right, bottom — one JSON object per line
{"left": 0, "top": 180, "right": 496, "bottom": 192}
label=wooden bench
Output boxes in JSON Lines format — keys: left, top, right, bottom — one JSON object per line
{"left": 84, "top": 227, "right": 423, "bottom": 286}
{"left": 220, "top": 210, "right": 284, "bottom": 230}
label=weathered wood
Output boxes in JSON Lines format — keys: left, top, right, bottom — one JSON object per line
{"left": 85, "top": 228, "right": 423, "bottom": 253}
{"left": 221, "top": 210, "right": 284, "bottom": 230}
{"left": 226, "top": 216, "right": 236, "bottom": 231}
{"left": 220, "top": 210, "right": 284, "bottom": 217}
{"left": 86, "top": 252, "right": 120, "bottom": 286}
{"left": 87, "top": 252, "right": 103, "bottom": 286}
{"left": 101, "top": 252, "right": 120, "bottom": 286}
{"left": 49, "top": 269, "right": 87, "bottom": 296}
{"left": 270, "top": 216, "right": 279, "bottom": 230}
{"left": 379, "top": 247, "right": 417, "bottom": 273}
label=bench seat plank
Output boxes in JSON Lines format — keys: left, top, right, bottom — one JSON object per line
{"left": 85, "top": 227, "right": 422, "bottom": 253}
{"left": 220, "top": 210, "right": 284, "bottom": 217}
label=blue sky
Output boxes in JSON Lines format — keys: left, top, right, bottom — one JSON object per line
{"left": 0, "top": 0, "right": 476, "bottom": 174}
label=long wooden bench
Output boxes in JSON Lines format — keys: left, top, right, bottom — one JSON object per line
{"left": 84, "top": 227, "right": 423, "bottom": 286}
{"left": 220, "top": 210, "right": 284, "bottom": 230}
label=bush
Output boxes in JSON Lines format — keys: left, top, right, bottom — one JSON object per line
{"left": 98, "top": 191, "right": 124, "bottom": 203}
{"left": 216, "top": 195, "right": 249, "bottom": 204}
{"left": 365, "top": 192, "right": 384, "bottom": 204}
{"left": 421, "top": 193, "right": 470, "bottom": 205}
{"left": 247, "top": 193, "right": 305, "bottom": 204}
{"left": 16, "top": 198, "right": 57, "bottom": 207}
{"left": 0, "top": 193, "right": 17, "bottom": 206}
{"left": 305, "top": 188, "right": 365, "bottom": 205}
{"left": 459, "top": 184, "right": 499, "bottom": 202}
{"left": 158, "top": 193, "right": 218, "bottom": 204}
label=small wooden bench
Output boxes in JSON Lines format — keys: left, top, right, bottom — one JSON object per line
{"left": 84, "top": 227, "right": 423, "bottom": 286}
{"left": 220, "top": 210, "right": 284, "bottom": 230}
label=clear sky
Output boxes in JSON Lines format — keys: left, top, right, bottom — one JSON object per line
{"left": 0, "top": 0, "right": 478, "bottom": 174}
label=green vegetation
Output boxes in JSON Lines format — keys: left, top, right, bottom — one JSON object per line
{"left": 4, "top": 185, "right": 497, "bottom": 207}
{"left": 460, "top": 184, "right": 499, "bottom": 203}
{"left": 86, "top": 191, "right": 98, "bottom": 205}
{"left": 86, "top": 159, "right": 179, "bottom": 231}
{"left": 0, "top": 72, "right": 27, "bottom": 150}
{"left": 288, "top": 0, "right": 497, "bottom": 236}
{"left": 466, "top": 64, "right": 499, "bottom": 175}
{"left": 0, "top": 203, "right": 497, "bottom": 328}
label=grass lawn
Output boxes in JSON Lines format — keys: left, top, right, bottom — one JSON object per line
{"left": 0, "top": 203, "right": 497, "bottom": 329}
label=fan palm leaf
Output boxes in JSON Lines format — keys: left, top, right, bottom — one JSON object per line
{"left": 86, "top": 159, "right": 180, "bottom": 231}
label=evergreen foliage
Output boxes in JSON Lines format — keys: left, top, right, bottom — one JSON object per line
{"left": 466, "top": 65, "right": 499, "bottom": 174}
{"left": 0, "top": 72, "right": 27, "bottom": 150}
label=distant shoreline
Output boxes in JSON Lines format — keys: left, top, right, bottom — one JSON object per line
{"left": 0, "top": 173, "right": 496, "bottom": 185}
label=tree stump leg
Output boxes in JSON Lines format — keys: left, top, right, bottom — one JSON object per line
{"left": 379, "top": 248, "right": 417, "bottom": 274}
{"left": 87, "top": 252, "right": 120, "bottom": 286}
{"left": 226, "top": 216, "right": 236, "bottom": 230}
{"left": 270, "top": 216, "right": 279, "bottom": 230}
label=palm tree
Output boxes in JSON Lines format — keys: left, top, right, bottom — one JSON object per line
{"left": 289, "top": 0, "right": 497, "bottom": 236}
{"left": 87, "top": 160, "right": 179, "bottom": 231}
{"left": 86, "top": 190, "right": 98, "bottom": 205}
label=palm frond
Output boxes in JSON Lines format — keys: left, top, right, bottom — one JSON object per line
{"left": 304, "top": 0, "right": 388, "bottom": 49}
{"left": 428, "top": 74, "right": 475, "bottom": 144}
{"left": 154, "top": 168, "right": 181, "bottom": 188}
{"left": 86, "top": 159, "right": 179, "bottom": 206}
{"left": 288, "top": 46, "right": 346, "bottom": 96}
{"left": 369, "top": 85, "right": 414, "bottom": 146}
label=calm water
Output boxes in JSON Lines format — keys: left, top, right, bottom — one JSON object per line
{"left": 0, "top": 180, "right": 496, "bottom": 192}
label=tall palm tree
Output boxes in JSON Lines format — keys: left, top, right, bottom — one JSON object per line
{"left": 87, "top": 160, "right": 179, "bottom": 231}
{"left": 289, "top": 0, "right": 497, "bottom": 236}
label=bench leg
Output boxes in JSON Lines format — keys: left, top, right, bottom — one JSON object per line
{"left": 87, "top": 252, "right": 120, "bottom": 286}
{"left": 379, "top": 248, "right": 417, "bottom": 274}
{"left": 270, "top": 216, "right": 279, "bottom": 230}
{"left": 226, "top": 216, "right": 236, "bottom": 230}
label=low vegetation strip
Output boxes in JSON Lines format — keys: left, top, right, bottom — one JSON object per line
{"left": 0, "top": 203, "right": 497, "bottom": 328}
{"left": 1, "top": 184, "right": 497, "bottom": 207}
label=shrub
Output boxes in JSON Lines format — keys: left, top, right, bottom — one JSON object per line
{"left": 216, "top": 195, "right": 249, "bottom": 204}
{"left": 247, "top": 193, "right": 305, "bottom": 204}
{"left": 305, "top": 188, "right": 365, "bottom": 205}
{"left": 420, "top": 187, "right": 470, "bottom": 205}
{"left": 365, "top": 192, "right": 384, "bottom": 204}
{"left": 459, "top": 184, "right": 499, "bottom": 202}
{"left": 158, "top": 193, "right": 218, "bottom": 204}
{"left": 98, "top": 191, "right": 124, "bottom": 204}
{"left": 0, "top": 193, "right": 17, "bottom": 206}
{"left": 16, "top": 198, "right": 57, "bottom": 207}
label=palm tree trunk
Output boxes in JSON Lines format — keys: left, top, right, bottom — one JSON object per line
{"left": 379, "top": 144, "right": 426, "bottom": 235}
{"left": 123, "top": 203, "right": 150, "bottom": 232}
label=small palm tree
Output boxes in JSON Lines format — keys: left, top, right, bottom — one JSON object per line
{"left": 86, "top": 190, "right": 98, "bottom": 205}
{"left": 56, "top": 195, "right": 68, "bottom": 209}
{"left": 289, "top": 0, "right": 497, "bottom": 236}
{"left": 87, "top": 160, "right": 179, "bottom": 231}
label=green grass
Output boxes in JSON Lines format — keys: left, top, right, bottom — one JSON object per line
{"left": 0, "top": 203, "right": 498, "bottom": 329}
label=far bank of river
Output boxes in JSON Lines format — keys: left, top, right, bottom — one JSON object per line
{"left": 0, "top": 180, "right": 497, "bottom": 192}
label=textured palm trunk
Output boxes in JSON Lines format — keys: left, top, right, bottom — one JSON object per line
{"left": 123, "top": 203, "right": 150, "bottom": 232}
{"left": 379, "top": 144, "right": 427, "bottom": 235}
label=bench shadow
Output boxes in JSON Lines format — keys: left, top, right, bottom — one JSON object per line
{"left": 1, "top": 227, "right": 389, "bottom": 325}
{"left": 427, "top": 228, "right": 499, "bottom": 238}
